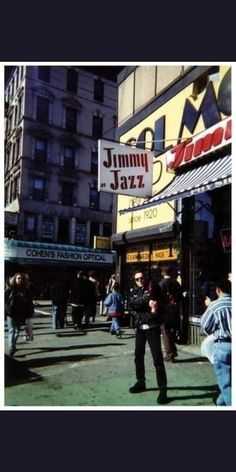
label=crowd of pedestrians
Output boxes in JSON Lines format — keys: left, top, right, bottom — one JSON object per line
{"left": 4, "top": 265, "right": 232, "bottom": 406}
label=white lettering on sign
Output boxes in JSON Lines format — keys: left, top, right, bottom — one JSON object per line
{"left": 98, "top": 139, "right": 153, "bottom": 197}
{"left": 166, "top": 117, "right": 231, "bottom": 170}
{"left": 5, "top": 245, "right": 114, "bottom": 265}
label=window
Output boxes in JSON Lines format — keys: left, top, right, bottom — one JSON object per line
{"left": 75, "top": 220, "right": 86, "bottom": 245}
{"left": 61, "top": 182, "right": 73, "bottom": 206}
{"left": 33, "top": 177, "right": 45, "bottom": 200}
{"left": 38, "top": 66, "right": 51, "bottom": 82}
{"left": 67, "top": 69, "right": 78, "bottom": 92}
{"left": 103, "top": 222, "right": 112, "bottom": 237}
{"left": 5, "top": 185, "right": 9, "bottom": 205}
{"left": 94, "top": 79, "right": 104, "bottom": 102}
{"left": 35, "top": 137, "right": 47, "bottom": 163}
{"left": 25, "top": 214, "right": 37, "bottom": 234}
{"left": 64, "top": 145, "right": 75, "bottom": 168}
{"left": 92, "top": 115, "right": 103, "bottom": 138}
{"left": 36, "top": 96, "right": 49, "bottom": 122}
{"left": 58, "top": 218, "right": 69, "bottom": 243}
{"left": 89, "top": 186, "right": 99, "bottom": 210}
{"left": 42, "top": 216, "right": 54, "bottom": 239}
{"left": 65, "top": 106, "right": 77, "bottom": 132}
{"left": 12, "top": 176, "right": 19, "bottom": 200}
{"left": 90, "top": 222, "right": 99, "bottom": 247}
{"left": 91, "top": 151, "right": 98, "bottom": 174}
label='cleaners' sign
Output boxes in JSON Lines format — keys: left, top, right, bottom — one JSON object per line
{"left": 98, "top": 139, "right": 153, "bottom": 197}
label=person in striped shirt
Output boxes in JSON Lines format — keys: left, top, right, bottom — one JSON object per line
{"left": 201, "top": 278, "right": 231, "bottom": 406}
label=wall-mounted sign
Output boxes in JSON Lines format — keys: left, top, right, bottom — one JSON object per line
{"left": 94, "top": 236, "right": 110, "bottom": 250}
{"left": 152, "top": 242, "right": 178, "bottom": 261}
{"left": 98, "top": 139, "right": 153, "bottom": 197}
{"left": 166, "top": 117, "right": 231, "bottom": 170}
{"left": 126, "top": 245, "right": 150, "bottom": 263}
{"left": 4, "top": 239, "right": 115, "bottom": 266}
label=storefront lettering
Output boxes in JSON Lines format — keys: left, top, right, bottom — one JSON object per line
{"left": 167, "top": 117, "right": 231, "bottom": 170}
{"left": 102, "top": 147, "right": 149, "bottom": 191}
{"left": 126, "top": 69, "right": 231, "bottom": 158}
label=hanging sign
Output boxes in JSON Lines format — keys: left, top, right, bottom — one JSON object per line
{"left": 98, "top": 139, "right": 153, "bottom": 197}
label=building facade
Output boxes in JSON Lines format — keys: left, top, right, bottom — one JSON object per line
{"left": 4, "top": 65, "right": 118, "bottom": 294}
{"left": 113, "top": 65, "right": 231, "bottom": 344}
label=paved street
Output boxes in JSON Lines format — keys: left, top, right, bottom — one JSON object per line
{"left": 4, "top": 302, "right": 219, "bottom": 408}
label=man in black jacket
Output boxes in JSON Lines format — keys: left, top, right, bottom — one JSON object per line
{"left": 128, "top": 271, "right": 168, "bottom": 405}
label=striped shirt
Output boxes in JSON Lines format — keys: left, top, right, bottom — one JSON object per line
{"left": 200, "top": 294, "right": 231, "bottom": 341}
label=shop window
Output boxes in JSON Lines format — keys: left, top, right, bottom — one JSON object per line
{"left": 33, "top": 177, "right": 45, "bottom": 200}
{"left": 36, "top": 96, "right": 49, "bottom": 122}
{"left": 64, "top": 145, "right": 75, "bottom": 168}
{"left": 89, "top": 186, "right": 99, "bottom": 210}
{"left": 35, "top": 137, "right": 47, "bottom": 163}
{"left": 61, "top": 182, "right": 74, "bottom": 206}
{"left": 65, "top": 106, "right": 77, "bottom": 132}
{"left": 94, "top": 79, "right": 104, "bottom": 102}
{"left": 92, "top": 115, "right": 103, "bottom": 138}
{"left": 67, "top": 69, "right": 78, "bottom": 93}
{"left": 91, "top": 151, "right": 98, "bottom": 174}
{"left": 38, "top": 66, "right": 51, "bottom": 83}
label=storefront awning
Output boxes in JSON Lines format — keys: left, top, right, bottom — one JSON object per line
{"left": 4, "top": 239, "right": 115, "bottom": 266}
{"left": 120, "top": 154, "right": 231, "bottom": 214}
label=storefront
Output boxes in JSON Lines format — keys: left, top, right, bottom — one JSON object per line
{"left": 5, "top": 239, "right": 116, "bottom": 298}
{"left": 114, "top": 65, "right": 231, "bottom": 345}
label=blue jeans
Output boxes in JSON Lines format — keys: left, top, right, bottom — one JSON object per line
{"left": 7, "top": 316, "right": 23, "bottom": 352}
{"left": 51, "top": 304, "right": 67, "bottom": 329}
{"left": 213, "top": 342, "right": 231, "bottom": 406}
{"left": 110, "top": 317, "right": 120, "bottom": 335}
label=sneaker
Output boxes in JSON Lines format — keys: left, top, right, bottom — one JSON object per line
{"left": 129, "top": 382, "right": 146, "bottom": 393}
{"left": 157, "top": 391, "right": 169, "bottom": 405}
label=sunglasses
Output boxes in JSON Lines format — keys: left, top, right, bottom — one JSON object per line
{"left": 135, "top": 277, "right": 144, "bottom": 281}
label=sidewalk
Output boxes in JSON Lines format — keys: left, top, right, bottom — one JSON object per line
{"left": 4, "top": 306, "right": 218, "bottom": 408}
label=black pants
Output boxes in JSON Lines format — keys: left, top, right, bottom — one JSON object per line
{"left": 72, "top": 306, "right": 84, "bottom": 327}
{"left": 134, "top": 326, "right": 167, "bottom": 390}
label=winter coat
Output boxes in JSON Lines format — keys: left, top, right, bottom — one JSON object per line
{"left": 5, "top": 286, "right": 34, "bottom": 321}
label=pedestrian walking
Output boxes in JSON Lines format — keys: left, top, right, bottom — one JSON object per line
{"left": 87, "top": 271, "right": 101, "bottom": 323}
{"left": 104, "top": 282, "right": 123, "bottom": 338}
{"left": 69, "top": 270, "right": 88, "bottom": 329}
{"left": 5, "top": 272, "right": 34, "bottom": 356}
{"left": 127, "top": 270, "right": 168, "bottom": 405}
{"left": 159, "top": 266, "right": 183, "bottom": 362}
{"left": 200, "top": 278, "right": 232, "bottom": 406}
{"left": 24, "top": 273, "right": 34, "bottom": 340}
{"left": 50, "top": 276, "right": 70, "bottom": 329}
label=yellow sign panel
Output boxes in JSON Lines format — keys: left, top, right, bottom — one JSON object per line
{"left": 93, "top": 236, "right": 110, "bottom": 250}
{"left": 151, "top": 243, "right": 178, "bottom": 261}
{"left": 126, "top": 245, "right": 150, "bottom": 263}
{"left": 117, "top": 66, "right": 230, "bottom": 234}
{"left": 126, "top": 243, "right": 178, "bottom": 263}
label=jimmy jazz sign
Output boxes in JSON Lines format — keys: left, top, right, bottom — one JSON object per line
{"left": 98, "top": 139, "right": 153, "bottom": 197}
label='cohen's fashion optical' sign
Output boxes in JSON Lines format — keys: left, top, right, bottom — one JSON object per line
{"left": 98, "top": 139, "right": 153, "bottom": 197}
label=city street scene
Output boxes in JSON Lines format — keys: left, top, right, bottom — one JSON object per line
{"left": 5, "top": 301, "right": 218, "bottom": 408}
{"left": 4, "top": 65, "right": 232, "bottom": 408}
